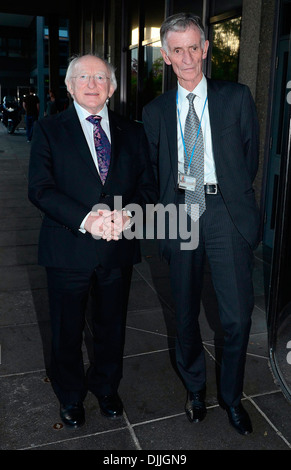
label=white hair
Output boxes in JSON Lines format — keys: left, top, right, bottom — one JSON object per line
{"left": 65, "top": 53, "right": 117, "bottom": 91}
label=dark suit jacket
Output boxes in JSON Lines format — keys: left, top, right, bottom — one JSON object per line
{"left": 142, "top": 78, "right": 261, "bottom": 252}
{"left": 28, "top": 105, "right": 158, "bottom": 269}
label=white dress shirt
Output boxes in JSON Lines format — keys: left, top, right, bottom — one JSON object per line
{"left": 177, "top": 75, "right": 217, "bottom": 184}
{"left": 74, "top": 100, "right": 111, "bottom": 175}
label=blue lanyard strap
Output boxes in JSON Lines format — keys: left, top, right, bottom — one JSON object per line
{"left": 177, "top": 91, "right": 208, "bottom": 174}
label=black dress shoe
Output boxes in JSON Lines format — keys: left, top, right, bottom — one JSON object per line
{"left": 223, "top": 402, "right": 253, "bottom": 435}
{"left": 185, "top": 390, "right": 207, "bottom": 423}
{"left": 98, "top": 394, "right": 123, "bottom": 418}
{"left": 60, "top": 402, "right": 85, "bottom": 428}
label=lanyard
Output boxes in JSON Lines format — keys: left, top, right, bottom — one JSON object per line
{"left": 177, "top": 91, "right": 207, "bottom": 175}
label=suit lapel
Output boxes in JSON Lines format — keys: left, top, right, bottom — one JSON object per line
{"left": 163, "top": 88, "right": 179, "bottom": 185}
{"left": 206, "top": 79, "right": 224, "bottom": 147}
{"left": 61, "top": 105, "right": 102, "bottom": 182}
{"left": 104, "top": 109, "right": 120, "bottom": 187}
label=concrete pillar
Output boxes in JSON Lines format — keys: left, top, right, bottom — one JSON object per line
{"left": 254, "top": 0, "right": 277, "bottom": 198}
{"left": 238, "top": 0, "right": 262, "bottom": 99}
{"left": 239, "top": 0, "right": 277, "bottom": 201}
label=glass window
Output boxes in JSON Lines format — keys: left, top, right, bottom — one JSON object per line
{"left": 130, "top": 5, "right": 139, "bottom": 48}
{"left": 144, "top": 2, "right": 163, "bottom": 42}
{"left": 210, "top": 16, "right": 241, "bottom": 82}
{"left": 8, "top": 38, "right": 22, "bottom": 58}
{"left": 127, "top": 0, "right": 164, "bottom": 119}
{"left": 143, "top": 42, "right": 163, "bottom": 104}
{"left": 59, "top": 42, "right": 69, "bottom": 68}
{"left": 280, "top": 2, "right": 291, "bottom": 36}
{"left": 173, "top": 0, "right": 203, "bottom": 16}
{"left": 130, "top": 47, "right": 138, "bottom": 119}
{"left": 84, "top": 19, "right": 92, "bottom": 52}
{"left": 128, "top": 2, "right": 139, "bottom": 119}
{"left": 142, "top": 0, "right": 163, "bottom": 105}
{"left": 93, "top": 18, "right": 104, "bottom": 57}
{"left": 211, "top": 0, "right": 242, "bottom": 16}
{"left": 0, "top": 38, "right": 7, "bottom": 56}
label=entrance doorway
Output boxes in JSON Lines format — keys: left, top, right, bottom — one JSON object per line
{"left": 267, "top": 32, "right": 291, "bottom": 402}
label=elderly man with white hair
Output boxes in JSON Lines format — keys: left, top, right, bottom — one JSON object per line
{"left": 28, "top": 53, "right": 157, "bottom": 428}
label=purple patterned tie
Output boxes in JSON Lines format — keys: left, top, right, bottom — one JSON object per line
{"left": 86, "top": 115, "right": 111, "bottom": 184}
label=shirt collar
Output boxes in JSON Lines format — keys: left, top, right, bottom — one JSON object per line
{"left": 177, "top": 74, "right": 207, "bottom": 104}
{"left": 74, "top": 100, "right": 109, "bottom": 123}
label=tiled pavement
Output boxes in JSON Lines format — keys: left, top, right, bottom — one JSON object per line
{"left": 0, "top": 122, "right": 290, "bottom": 452}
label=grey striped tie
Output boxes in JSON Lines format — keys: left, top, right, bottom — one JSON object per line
{"left": 184, "top": 93, "right": 206, "bottom": 221}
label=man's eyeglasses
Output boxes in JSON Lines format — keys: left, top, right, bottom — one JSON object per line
{"left": 72, "top": 73, "right": 110, "bottom": 84}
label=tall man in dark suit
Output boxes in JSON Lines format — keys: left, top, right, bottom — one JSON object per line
{"left": 28, "top": 54, "right": 157, "bottom": 428}
{"left": 142, "top": 13, "right": 260, "bottom": 435}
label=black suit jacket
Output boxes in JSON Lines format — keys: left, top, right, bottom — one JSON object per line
{"left": 142, "top": 78, "right": 260, "bottom": 251}
{"left": 28, "top": 105, "right": 158, "bottom": 269}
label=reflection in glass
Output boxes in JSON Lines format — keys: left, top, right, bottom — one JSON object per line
{"left": 211, "top": 17, "right": 241, "bottom": 82}
{"left": 273, "top": 302, "right": 291, "bottom": 397}
{"left": 94, "top": 19, "right": 104, "bottom": 57}
{"left": 131, "top": 28, "right": 139, "bottom": 46}
{"left": 268, "top": 101, "right": 291, "bottom": 403}
{"left": 128, "top": 1, "right": 139, "bottom": 120}
{"left": 142, "top": 0, "right": 163, "bottom": 108}
{"left": 277, "top": 52, "right": 289, "bottom": 155}
{"left": 144, "top": 0, "right": 164, "bottom": 41}
{"left": 144, "top": 27, "right": 160, "bottom": 42}
{"left": 129, "top": 33, "right": 163, "bottom": 118}
{"left": 130, "top": 47, "right": 138, "bottom": 119}
{"left": 128, "top": 0, "right": 164, "bottom": 119}
{"left": 143, "top": 42, "right": 163, "bottom": 105}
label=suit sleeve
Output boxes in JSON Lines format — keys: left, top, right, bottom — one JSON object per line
{"left": 142, "top": 105, "right": 159, "bottom": 187}
{"left": 132, "top": 123, "right": 159, "bottom": 208}
{"left": 240, "top": 85, "right": 260, "bottom": 183}
{"left": 28, "top": 120, "right": 89, "bottom": 233}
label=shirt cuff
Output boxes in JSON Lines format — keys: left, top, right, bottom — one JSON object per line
{"left": 79, "top": 212, "right": 91, "bottom": 233}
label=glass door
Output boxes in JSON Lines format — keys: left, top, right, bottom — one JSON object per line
{"left": 263, "top": 38, "right": 290, "bottom": 248}
{"left": 267, "top": 34, "right": 291, "bottom": 402}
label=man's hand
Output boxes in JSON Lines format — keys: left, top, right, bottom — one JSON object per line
{"left": 84, "top": 211, "right": 105, "bottom": 237}
{"left": 84, "top": 209, "right": 131, "bottom": 241}
{"left": 102, "top": 210, "right": 131, "bottom": 241}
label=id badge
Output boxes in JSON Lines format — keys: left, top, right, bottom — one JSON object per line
{"left": 178, "top": 173, "right": 196, "bottom": 191}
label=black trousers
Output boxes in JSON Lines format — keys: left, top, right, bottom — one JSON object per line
{"left": 168, "top": 190, "right": 254, "bottom": 407}
{"left": 46, "top": 265, "right": 132, "bottom": 404}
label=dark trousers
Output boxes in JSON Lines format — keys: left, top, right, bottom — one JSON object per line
{"left": 25, "top": 115, "right": 37, "bottom": 141}
{"left": 46, "top": 265, "right": 132, "bottom": 404}
{"left": 169, "top": 190, "right": 254, "bottom": 407}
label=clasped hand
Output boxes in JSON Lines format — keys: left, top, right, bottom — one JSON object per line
{"left": 84, "top": 209, "right": 131, "bottom": 241}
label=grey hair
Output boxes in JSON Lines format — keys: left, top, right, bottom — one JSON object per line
{"left": 160, "top": 13, "right": 206, "bottom": 54}
{"left": 65, "top": 53, "right": 117, "bottom": 91}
